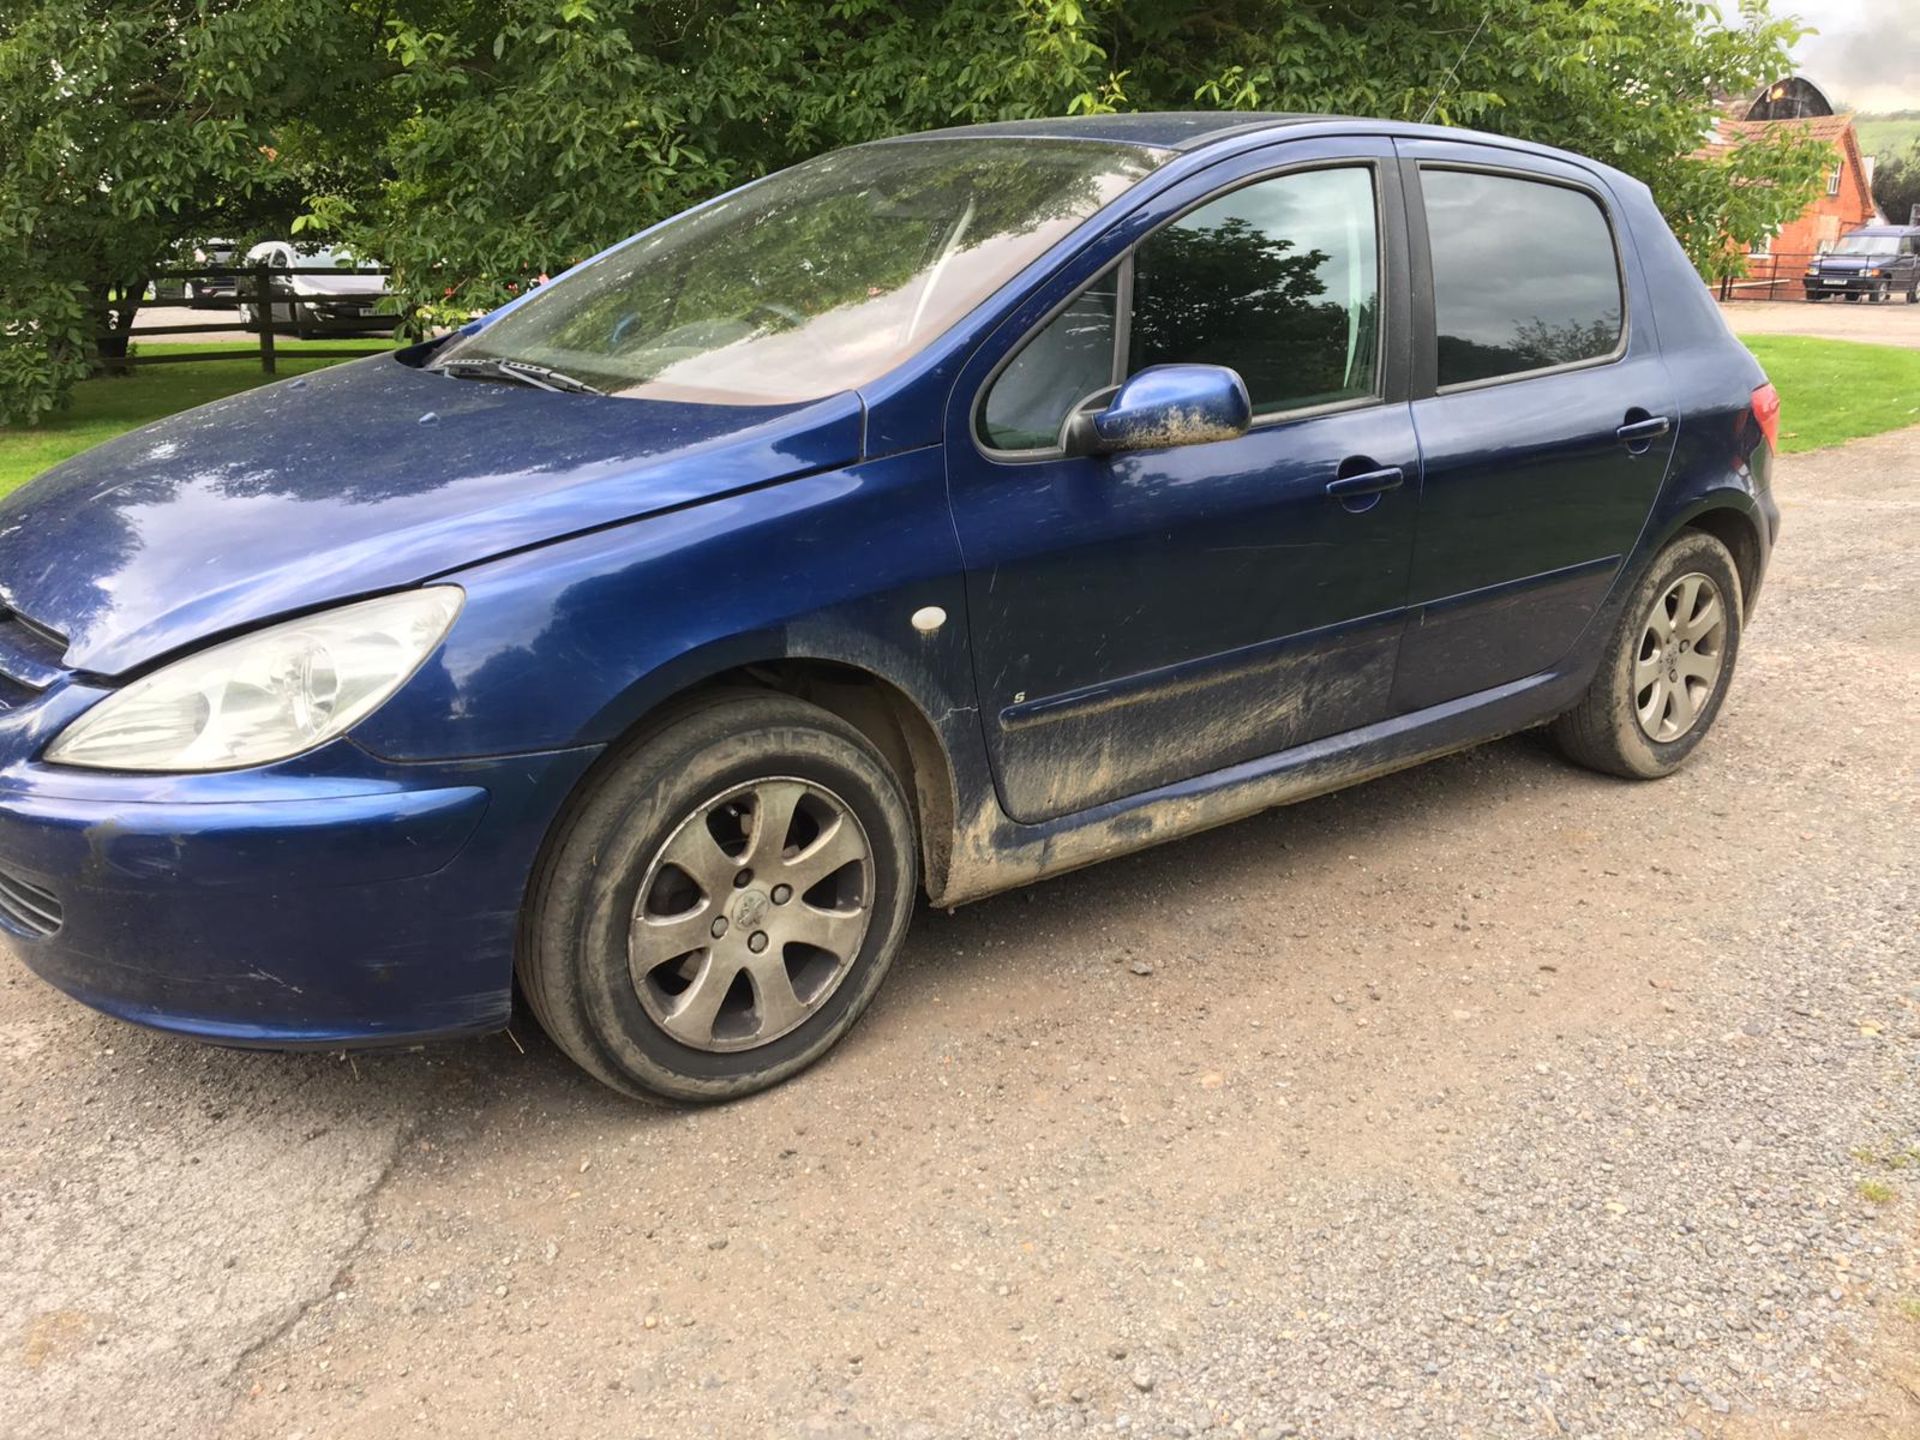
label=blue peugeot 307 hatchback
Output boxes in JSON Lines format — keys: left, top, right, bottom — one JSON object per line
{"left": 0, "top": 114, "right": 1779, "bottom": 1101}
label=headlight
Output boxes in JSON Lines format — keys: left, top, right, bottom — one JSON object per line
{"left": 46, "top": 588, "right": 463, "bottom": 772}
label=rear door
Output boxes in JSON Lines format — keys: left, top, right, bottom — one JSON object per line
{"left": 1391, "top": 141, "right": 1677, "bottom": 712}
{"left": 946, "top": 138, "right": 1422, "bottom": 823}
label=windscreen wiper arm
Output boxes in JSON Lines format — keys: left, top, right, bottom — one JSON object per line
{"left": 437, "top": 356, "right": 604, "bottom": 396}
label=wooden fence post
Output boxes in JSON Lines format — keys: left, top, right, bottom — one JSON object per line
{"left": 254, "top": 264, "right": 276, "bottom": 375}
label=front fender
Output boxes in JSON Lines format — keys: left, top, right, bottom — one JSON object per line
{"left": 351, "top": 449, "right": 979, "bottom": 766}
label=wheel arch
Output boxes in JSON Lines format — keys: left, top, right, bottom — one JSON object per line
{"left": 557, "top": 640, "right": 966, "bottom": 903}
{"left": 1656, "top": 493, "right": 1767, "bottom": 617}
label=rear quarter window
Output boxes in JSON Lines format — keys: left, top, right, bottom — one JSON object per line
{"left": 1422, "top": 169, "right": 1623, "bottom": 388}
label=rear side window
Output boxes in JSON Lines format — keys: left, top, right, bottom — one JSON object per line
{"left": 1422, "top": 169, "right": 1623, "bottom": 387}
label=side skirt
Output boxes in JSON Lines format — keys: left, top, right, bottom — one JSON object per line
{"left": 933, "top": 661, "right": 1590, "bottom": 906}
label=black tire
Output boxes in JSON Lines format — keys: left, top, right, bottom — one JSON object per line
{"left": 1550, "top": 531, "right": 1744, "bottom": 780}
{"left": 1907, "top": 285, "right": 1918, "bottom": 304}
{"left": 517, "top": 693, "right": 918, "bottom": 1103}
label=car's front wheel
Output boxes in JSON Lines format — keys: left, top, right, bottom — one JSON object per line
{"left": 518, "top": 693, "right": 918, "bottom": 1102}
{"left": 1550, "top": 531, "right": 1743, "bottom": 779}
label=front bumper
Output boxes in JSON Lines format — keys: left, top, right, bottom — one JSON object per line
{"left": 298, "top": 296, "right": 394, "bottom": 330}
{"left": 0, "top": 740, "right": 600, "bottom": 1047}
{"left": 1802, "top": 274, "right": 1886, "bottom": 296}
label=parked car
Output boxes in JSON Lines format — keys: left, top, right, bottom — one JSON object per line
{"left": 143, "top": 238, "right": 234, "bottom": 304}
{"left": 237, "top": 241, "right": 393, "bottom": 334}
{"left": 148, "top": 242, "right": 192, "bottom": 303}
{"left": 0, "top": 115, "right": 1778, "bottom": 1102}
{"left": 1801, "top": 224, "right": 1920, "bottom": 302}
{"left": 184, "top": 239, "right": 238, "bottom": 307}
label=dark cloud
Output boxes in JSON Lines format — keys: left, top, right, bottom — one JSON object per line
{"left": 1787, "top": 0, "right": 1919, "bottom": 110}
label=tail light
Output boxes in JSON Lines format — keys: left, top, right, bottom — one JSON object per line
{"left": 1751, "top": 382, "right": 1781, "bottom": 452}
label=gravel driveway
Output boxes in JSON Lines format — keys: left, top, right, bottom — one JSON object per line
{"left": 1720, "top": 298, "right": 1920, "bottom": 349}
{"left": 3, "top": 429, "right": 1917, "bottom": 1440}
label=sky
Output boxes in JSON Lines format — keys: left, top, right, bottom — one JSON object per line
{"left": 1768, "top": 0, "right": 1919, "bottom": 112}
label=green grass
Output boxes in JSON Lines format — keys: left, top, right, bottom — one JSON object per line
{"left": 0, "top": 341, "right": 392, "bottom": 498}
{"left": 1854, "top": 115, "right": 1920, "bottom": 161}
{"left": 1742, "top": 335, "right": 1920, "bottom": 454}
{"left": 1851, "top": 1139, "right": 1920, "bottom": 1171}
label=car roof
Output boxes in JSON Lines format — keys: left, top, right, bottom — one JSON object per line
{"left": 1847, "top": 225, "right": 1919, "bottom": 235}
{"left": 888, "top": 111, "right": 1326, "bottom": 151}
{"left": 873, "top": 111, "right": 1642, "bottom": 182}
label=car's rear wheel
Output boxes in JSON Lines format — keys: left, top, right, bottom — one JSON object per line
{"left": 518, "top": 693, "right": 918, "bottom": 1102}
{"left": 1550, "top": 531, "right": 1743, "bottom": 780}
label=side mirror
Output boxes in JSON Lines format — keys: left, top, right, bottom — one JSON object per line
{"left": 1061, "top": 364, "right": 1252, "bottom": 457}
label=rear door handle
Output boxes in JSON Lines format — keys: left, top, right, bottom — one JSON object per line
{"left": 1616, "top": 415, "right": 1671, "bottom": 445}
{"left": 1325, "top": 466, "right": 1405, "bottom": 500}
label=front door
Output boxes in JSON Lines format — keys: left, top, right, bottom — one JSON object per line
{"left": 1391, "top": 141, "right": 1678, "bottom": 712}
{"left": 946, "top": 140, "right": 1422, "bottom": 824}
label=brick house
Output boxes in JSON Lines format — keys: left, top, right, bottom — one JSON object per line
{"left": 1702, "top": 76, "right": 1879, "bottom": 294}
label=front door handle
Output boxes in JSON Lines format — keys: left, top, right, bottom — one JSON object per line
{"left": 1325, "top": 465, "right": 1405, "bottom": 501}
{"left": 1616, "top": 415, "right": 1672, "bottom": 447}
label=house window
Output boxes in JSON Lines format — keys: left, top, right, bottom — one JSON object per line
{"left": 1827, "top": 162, "right": 1842, "bottom": 197}
{"left": 1749, "top": 231, "right": 1773, "bottom": 259}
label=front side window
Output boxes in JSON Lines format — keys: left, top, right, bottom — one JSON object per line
{"left": 980, "top": 165, "right": 1381, "bottom": 450}
{"left": 435, "top": 139, "right": 1167, "bottom": 406}
{"left": 1423, "top": 169, "right": 1623, "bottom": 387}
{"left": 1128, "top": 166, "right": 1380, "bottom": 417}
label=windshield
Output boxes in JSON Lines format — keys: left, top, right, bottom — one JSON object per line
{"left": 1830, "top": 233, "right": 1897, "bottom": 256}
{"left": 433, "top": 138, "right": 1169, "bottom": 405}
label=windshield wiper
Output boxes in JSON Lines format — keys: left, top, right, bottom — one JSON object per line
{"left": 437, "top": 356, "right": 604, "bottom": 396}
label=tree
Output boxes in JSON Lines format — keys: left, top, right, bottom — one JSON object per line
{"left": 0, "top": 0, "right": 390, "bottom": 424}
{"left": 1873, "top": 145, "right": 1920, "bottom": 227}
{"left": 1, "top": 0, "right": 1832, "bottom": 425}
{"left": 333, "top": 0, "right": 1827, "bottom": 327}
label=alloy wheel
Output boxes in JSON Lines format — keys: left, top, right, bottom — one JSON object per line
{"left": 1633, "top": 572, "right": 1727, "bottom": 742}
{"left": 629, "top": 777, "right": 873, "bottom": 1052}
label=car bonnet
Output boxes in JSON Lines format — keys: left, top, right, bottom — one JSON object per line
{"left": 0, "top": 351, "right": 862, "bottom": 677}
